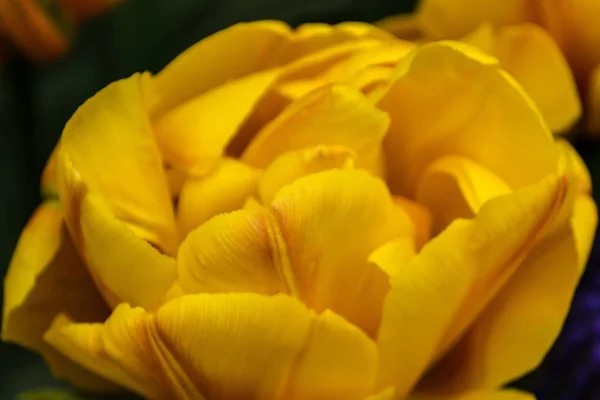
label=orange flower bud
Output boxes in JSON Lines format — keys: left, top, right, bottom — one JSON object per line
{"left": 0, "top": 0, "right": 74, "bottom": 62}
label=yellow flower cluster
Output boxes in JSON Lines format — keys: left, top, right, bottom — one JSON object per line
{"left": 2, "top": 20, "right": 597, "bottom": 400}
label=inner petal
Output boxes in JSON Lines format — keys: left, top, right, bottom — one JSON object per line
{"left": 177, "top": 169, "right": 416, "bottom": 337}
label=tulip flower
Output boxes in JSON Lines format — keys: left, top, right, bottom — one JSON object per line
{"left": 2, "top": 21, "right": 597, "bottom": 399}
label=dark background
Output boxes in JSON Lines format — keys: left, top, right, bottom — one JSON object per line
{"left": 1, "top": 0, "right": 600, "bottom": 398}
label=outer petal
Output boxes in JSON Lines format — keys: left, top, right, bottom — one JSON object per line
{"left": 556, "top": 139, "right": 592, "bottom": 194}
{"left": 462, "top": 23, "right": 581, "bottom": 133}
{"left": 415, "top": 156, "right": 511, "bottom": 235}
{"left": 41, "top": 144, "right": 59, "bottom": 198}
{"left": 81, "top": 191, "right": 177, "bottom": 310}
{"left": 242, "top": 84, "right": 389, "bottom": 174}
{"left": 45, "top": 293, "right": 377, "bottom": 400}
{"left": 179, "top": 169, "right": 414, "bottom": 336}
{"left": 379, "top": 41, "right": 558, "bottom": 196}
{"left": 417, "top": 0, "right": 532, "bottom": 39}
{"left": 418, "top": 192, "right": 597, "bottom": 392}
{"left": 58, "top": 153, "right": 177, "bottom": 310}
{"left": 571, "top": 195, "right": 598, "bottom": 276}
{"left": 177, "top": 158, "right": 261, "bottom": 237}
{"left": 2, "top": 202, "right": 112, "bottom": 390}
{"left": 44, "top": 308, "right": 165, "bottom": 399}
{"left": 375, "top": 174, "right": 572, "bottom": 396}
{"left": 58, "top": 74, "right": 178, "bottom": 255}
{"left": 153, "top": 69, "right": 279, "bottom": 176}
{"left": 149, "top": 21, "right": 292, "bottom": 116}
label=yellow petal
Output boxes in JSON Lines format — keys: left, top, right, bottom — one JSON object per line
{"left": 270, "top": 169, "right": 413, "bottom": 336}
{"left": 324, "top": 41, "right": 415, "bottom": 81}
{"left": 365, "top": 387, "right": 397, "bottom": 400}
{"left": 283, "top": 309, "right": 377, "bottom": 398}
{"left": 410, "top": 389, "right": 535, "bottom": 400}
{"left": 493, "top": 24, "right": 581, "bottom": 134}
{"left": 556, "top": 139, "right": 592, "bottom": 194}
{"left": 150, "top": 21, "right": 292, "bottom": 116}
{"left": 393, "top": 197, "right": 432, "bottom": 251}
{"left": 284, "top": 22, "right": 395, "bottom": 62}
{"left": 379, "top": 41, "right": 558, "bottom": 196}
{"left": 257, "top": 145, "right": 356, "bottom": 204}
{"left": 154, "top": 69, "right": 280, "bottom": 176}
{"left": 46, "top": 293, "right": 378, "bottom": 399}
{"left": 415, "top": 156, "right": 511, "bottom": 235}
{"left": 165, "top": 166, "right": 186, "bottom": 198}
{"left": 571, "top": 194, "right": 598, "bottom": 275}
{"left": 376, "top": 174, "right": 572, "bottom": 396}
{"left": 44, "top": 309, "right": 163, "bottom": 399}
{"left": 150, "top": 21, "right": 390, "bottom": 121}
{"left": 2, "top": 202, "right": 112, "bottom": 391}
{"left": 58, "top": 74, "right": 178, "bottom": 255}
{"left": 242, "top": 84, "right": 389, "bottom": 174}
{"left": 41, "top": 145, "right": 59, "bottom": 198}
{"left": 459, "top": 23, "right": 495, "bottom": 53}
{"left": 58, "top": 153, "right": 177, "bottom": 310}
{"left": 346, "top": 66, "right": 395, "bottom": 95}
{"left": 80, "top": 191, "right": 177, "bottom": 310}
{"left": 279, "top": 39, "right": 382, "bottom": 83}
{"left": 368, "top": 238, "right": 416, "bottom": 279}
{"left": 226, "top": 40, "right": 382, "bottom": 157}
{"left": 178, "top": 207, "right": 287, "bottom": 295}
{"left": 243, "top": 196, "right": 263, "bottom": 211}
{"left": 419, "top": 193, "right": 596, "bottom": 392}
{"left": 177, "top": 158, "right": 261, "bottom": 238}
{"left": 463, "top": 23, "right": 581, "bottom": 133}
{"left": 275, "top": 41, "right": 415, "bottom": 101}
{"left": 179, "top": 169, "right": 414, "bottom": 336}
{"left": 377, "top": 12, "right": 424, "bottom": 40}
{"left": 417, "top": 0, "right": 532, "bottom": 39}
{"left": 588, "top": 64, "right": 600, "bottom": 134}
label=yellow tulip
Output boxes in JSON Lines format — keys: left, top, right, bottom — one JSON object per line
{"left": 2, "top": 21, "right": 597, "bottom": 400}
